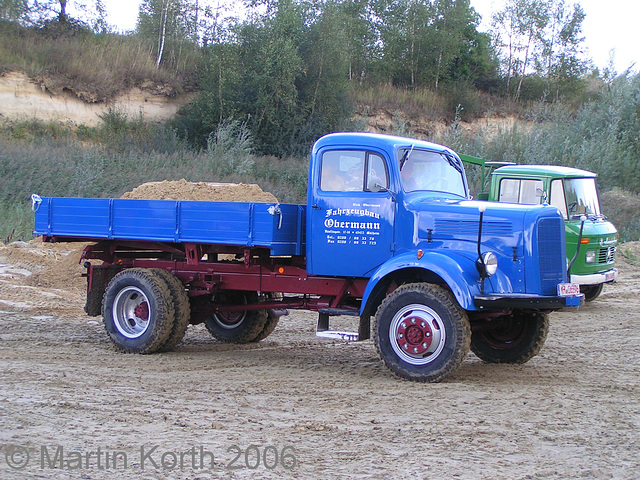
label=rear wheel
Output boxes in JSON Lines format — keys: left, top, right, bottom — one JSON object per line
{"left": 471, "top": 312, "right": 549, "bottom": 364}
{"left": 151, "top": 269, "right": 191, "bottom": 352}
{"left": 581, "top": 284, "right": 603, "bottom": 302}
{"left": 251, "top": 293, "right": 283, "bottom": 342}
{"left": 204, "top": 291, "right": 268, "bottom": 344}
{"left": 102, "top": 268, "right": 175, "bottom": 353}
{"left": 373, "top": 283, "right": 471, "bottom": 383}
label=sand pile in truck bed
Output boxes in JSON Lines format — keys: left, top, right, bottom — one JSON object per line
{"left": 120, "top": 179, "right": 278, "bottom": 203}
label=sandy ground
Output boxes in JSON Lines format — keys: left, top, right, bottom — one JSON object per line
{"left": 0, "top": 239, "right": 639, "bottom": 480}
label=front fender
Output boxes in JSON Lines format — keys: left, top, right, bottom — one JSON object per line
{"left": 361, "top": 251, "right": 484, "bottom": 314}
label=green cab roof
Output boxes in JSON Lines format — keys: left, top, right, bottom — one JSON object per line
{"left": 492, "top": 164, "right": 597, "bottom": 179}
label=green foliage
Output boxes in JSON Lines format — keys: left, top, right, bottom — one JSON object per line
{"left": 490, "top": 0, "right": 588, "bottom": 102}
{"left": 600, "top": 189, "right": 640, "bottom": 242}
{"left": 205, "top": 119, "right": 254, "bottom": 175}
{"left": 0, "top": 21, "right": 193, "bottom": 101}
{"left": 0, "top": 116, "right": 310, "bottom": 241}
{"left": 352, "top": 84, "right": 448, "bottom": 120}
{"left": 0, "top": 201, "right": 33, "bottom": 243}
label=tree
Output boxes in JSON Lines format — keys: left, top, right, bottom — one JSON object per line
{"left": 539, "top": 1, "right": 588, "bottom": 99}
{"left": 430, "top": 0, "right": 482, "bottom": 90}
{"left": 137, "top": 0, "right": 203, "bottom": 69}
{"left": 491, "top": 0, "right": 587, "bottom": 100}
{"left": 492, "top": 0, "right": 549, "bottom": 98}
{"left": 11, "top": 0, "right": 106, "bottom": 29}
{"left": 371, "top": 0, "right": 434, "bottom": 87}
{"left": 0, "top": 0, "right": 28, "bottom": 22}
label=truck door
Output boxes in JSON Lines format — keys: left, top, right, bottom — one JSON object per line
{"left": 308, "top": 148, "right": 396, "bottom": 277}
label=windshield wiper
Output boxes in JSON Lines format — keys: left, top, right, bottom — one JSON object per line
{"left": 399, "top": 144, "right": 415, "bottom": 171}
{"left": 443, "top": 153, "right": 463, "bottom": 174}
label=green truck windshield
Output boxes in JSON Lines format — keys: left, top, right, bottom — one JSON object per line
{"left": 551, "top": 178, "right": 601, "bottom": 219}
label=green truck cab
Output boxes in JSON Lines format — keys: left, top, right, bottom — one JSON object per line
{"left": 460, "top": 157, "right": 618, "bottom": 301}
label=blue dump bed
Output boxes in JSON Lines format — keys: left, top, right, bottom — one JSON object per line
{"left": 33, "top": 197, "right": 306, "bottom": 257}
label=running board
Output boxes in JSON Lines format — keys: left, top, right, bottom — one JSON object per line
{"left": 315, "top": 311, "right": 359, "bottom": 342}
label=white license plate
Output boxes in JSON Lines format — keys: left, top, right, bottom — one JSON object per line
{"left": 558, "top": 283, "right": 581, "bottom": 296}
{"left": 605, "top": 271, "right": 616, "bottom": 282}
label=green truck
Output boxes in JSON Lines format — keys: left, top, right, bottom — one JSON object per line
{"left": 460, "top": 155, "right": 618, "bottom": 301}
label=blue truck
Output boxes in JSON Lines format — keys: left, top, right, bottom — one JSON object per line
{"left": 32, "top": 132, "right": 583, "bottom": 382}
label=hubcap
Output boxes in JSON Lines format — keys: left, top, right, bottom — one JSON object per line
{"left": 213, "top": 310, "right": 247, "bottom": 329}
{"left": 112, "top": 286, "right": 152, "bottom": 339}
{"left": 390, "top": 304, "right": 446, "bottom": 365}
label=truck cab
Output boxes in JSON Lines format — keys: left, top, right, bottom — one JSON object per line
{"left": 488, "top": 165, "right": 618, "bottom": 301}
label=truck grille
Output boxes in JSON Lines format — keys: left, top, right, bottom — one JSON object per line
{"left": 537, "top": 217, "right": 564, "bottom": 295}
{"left": 597, "top": 246, "right": 616, "bottom": 264}
{"left": 434, "top": 219, "right": 513, "bottom": 236}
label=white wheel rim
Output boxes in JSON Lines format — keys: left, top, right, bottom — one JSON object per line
{"left": 112, "top": 286, "right": 151, "bottom": 339}
{"left": 389, "top": 303, "right": 446, "bottom": 365}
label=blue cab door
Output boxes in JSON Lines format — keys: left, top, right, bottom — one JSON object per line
{"left": 308, "top": 148, "right": 396, "bottom": 277}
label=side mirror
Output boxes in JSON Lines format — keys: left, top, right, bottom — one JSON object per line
{"left": 367, "top": 178, "right": 383, "bottom": 193}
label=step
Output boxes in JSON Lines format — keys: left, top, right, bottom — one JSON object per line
{"left": 315, "top": 311, "right": 359, "bottom": 342}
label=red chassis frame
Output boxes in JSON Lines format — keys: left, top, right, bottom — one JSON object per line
{"left": 73, "top": 239, "right": 370, "bottom": 321}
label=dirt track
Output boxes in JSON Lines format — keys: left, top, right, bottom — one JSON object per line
{"left": 0, "top": 241, "right": 639, "bottom": 479}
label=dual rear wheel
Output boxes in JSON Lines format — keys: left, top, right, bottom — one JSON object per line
{"left": 102, "top": 269, "right": 278, "bottom": 352}
{"left": 204, "top": 292, "right": 280, "bottom": 343}
{"left": 102, "top": 268, "right": 190, "bottom": 354}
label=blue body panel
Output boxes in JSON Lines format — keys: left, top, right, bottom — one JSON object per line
{"left": 306, "top": 132, "right": 467, "bottom": 277}
{"left": 33, "top": 197, "right": 306, "bottom": 257}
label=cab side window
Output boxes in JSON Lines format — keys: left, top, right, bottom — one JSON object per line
{"left": 550, "top": 179, "right": 568, "bottom": 219}
{"left": 320, "top": 151, "right": 388, "bottom": 192}
{"left": 498, "top": 178, "right": 544, "bottom": 204}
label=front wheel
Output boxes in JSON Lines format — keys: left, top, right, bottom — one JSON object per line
{"left": 373, "top": 283, "right": 471, "bottom": 383}
{"left": 581, "top": 284, "right": 603, "bottom": 302}
{"left": 471, "top": 312, "right": 549, "bottom": 364}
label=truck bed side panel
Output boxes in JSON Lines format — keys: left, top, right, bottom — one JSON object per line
{"left": 34, "top": 197, "right": 306, "bottom": 256}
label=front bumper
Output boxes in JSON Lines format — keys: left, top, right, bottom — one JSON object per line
{"left": 570, "top": 268, "right": 617, "bottom": 286}
{"left": 474, "top": 293, "right": 584, "bottom": 310}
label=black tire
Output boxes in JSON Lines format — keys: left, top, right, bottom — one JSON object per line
{"left": 251, "top": 293, "right": 283, "bottom": 342}
{"left": 471, "top": 312, "right": 549, "bottom": 364}
{"left": 252, "top": 311, "right": 279, "bottom": 342}
{"left": 102, "top": 268, "right": 175, "bottom": 354}
{"left": 151, "top": 269, "right": 191, "bottom": 352}
{"left": 373, "top": 283, "right": 471, "bottom": 383}
{"left": 581, "top": 284, "right": 603, "bottom": 302}
{"left": 204, "top": 291, "right": 268, "bottom": 344}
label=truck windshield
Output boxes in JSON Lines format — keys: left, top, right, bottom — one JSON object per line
{"left": 399, "top": 148, "right": 466, "bottom": 196}
{"left": 551, "top": 178, "right": 601, "bottom": 219}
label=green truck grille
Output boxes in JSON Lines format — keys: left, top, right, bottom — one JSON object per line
{"left": 597, "top": 246, "right": 616, "bottom": 264}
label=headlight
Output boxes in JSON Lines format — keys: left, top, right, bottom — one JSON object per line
{"left": 585, "top": 251, "right": 596, "bottom": 263}
{"left": 476, "top": 252, "right": 498, "bottom": 277}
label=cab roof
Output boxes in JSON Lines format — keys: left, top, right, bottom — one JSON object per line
{"left": 313, "top": 132, "right": 455, "bottom": 157}
{"left": 493, "top": 164, "right": 597, "bottom": 178}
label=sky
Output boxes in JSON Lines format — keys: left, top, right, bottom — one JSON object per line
{"left": 103, "top": 0, "right": 638, "bottom": 73}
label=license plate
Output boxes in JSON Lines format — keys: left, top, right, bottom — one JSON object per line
{"left": 558, "top": 283, "right": 581, "bottom": 296}
{"left": 605, "top": 271, "right": 616, "bottom": 282}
